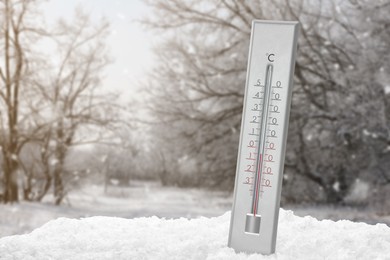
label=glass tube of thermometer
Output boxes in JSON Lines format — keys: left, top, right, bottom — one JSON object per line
{"left": 245, "top": 63, "right": 273, "bottom": 234}
{"left": 228, "top": 20, "right": 299, "bottom": 255}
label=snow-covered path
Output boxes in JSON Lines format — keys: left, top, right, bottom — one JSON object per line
{"left": 1, "top": 209, "right": 389, "bottom": 260}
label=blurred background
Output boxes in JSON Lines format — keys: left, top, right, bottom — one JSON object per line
{"left": 1, "top": 0, "right": 390, "bottom": 237}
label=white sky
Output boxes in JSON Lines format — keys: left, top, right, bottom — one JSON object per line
{"left": 43, "top": 0, "right": 154, "bottom": 102}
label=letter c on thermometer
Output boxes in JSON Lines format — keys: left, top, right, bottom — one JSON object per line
{"left": 268, "top": 53, "right": 275, "bottom": 62}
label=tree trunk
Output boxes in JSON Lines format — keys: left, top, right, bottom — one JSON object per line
{"left": 53, "top": 164, "right": 64, "bottom": 205}
{"left": 3, "top": 149, "right": 19, "bottom": 203}
{"left": 53, "top": 145, "right": 66, "bottom": 205}
{"left": 36, "top": 168, "right": 52, "bottom": 202}
{"left": 1, "top": 0, "right": 21, "bottom": 204}
{"left": 53, "top": 125, "right": 68, "bottom": 205}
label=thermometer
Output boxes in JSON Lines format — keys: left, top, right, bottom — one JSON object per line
{"left": 228, "top": 20, "right": 299, "bottom": 254}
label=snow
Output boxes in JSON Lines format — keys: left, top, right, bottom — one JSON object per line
{"left": 344, "top": 179, "right": 370, "bottom": 204}
{"left": 10, "top": 154, "right": 18, "bottom": 161}
{"left": 0, "top": 182, "right": 389, "bottom": 259}
{"left": 1, "top": 210, "right": 389, "bottom": 259}
{"left": 0, "top": 182, "right": 232, "bottom": 238}
{"left": 385, "top": 86, "right": 390, "bottom": 95}
{"left": 332, "top": 181, "right": 340, "bottom": 192}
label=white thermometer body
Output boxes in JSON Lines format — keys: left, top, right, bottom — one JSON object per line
{"left": 228, "top": 20, "right": 299, "bottom": 255}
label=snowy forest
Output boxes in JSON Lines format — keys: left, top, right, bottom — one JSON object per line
{"left": 1, "top": 0, "right": 390, "bottom": 237}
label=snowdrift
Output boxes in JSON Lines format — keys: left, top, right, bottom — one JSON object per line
{"left": 0, "top": 209, "right": 389, "bottom": 259}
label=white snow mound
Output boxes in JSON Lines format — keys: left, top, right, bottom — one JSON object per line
{"left": 0, "top": 209, "right": 389, "bottom": 259}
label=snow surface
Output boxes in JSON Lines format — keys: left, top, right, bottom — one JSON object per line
{"left": 1, "top": 209, "right": 389, "bottom": 260}
{"left": 0, "top": 182, "right": 232, "bottom": 238}
{"left": 2, "top": 182, "right": 389, "bottom": 239}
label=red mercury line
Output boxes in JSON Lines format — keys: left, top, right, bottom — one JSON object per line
{"left": 253, "top": 153, "right": 263, "bottom": 216}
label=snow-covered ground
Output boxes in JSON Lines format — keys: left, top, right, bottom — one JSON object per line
{"left": 1, "top": 181, "right": 390, "bottom": 240}
{"left": 0, "top": 181, "right": 232, "bottom": 238}
{"left": 284, "top": 204, "right": 390, "bottom": 226}
{"left": 1, "top": 181, "right": 390, "bottom": 259}
{"left": 1, "top": 209, "right": 390, "bottom": 259}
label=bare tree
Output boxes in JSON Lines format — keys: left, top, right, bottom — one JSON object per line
{"left": 0, "top": 0, "right": 46, "bottom": 203}
{"left": 142, "top": 0, "right": 390, "bottom": 204}
{"left": 142, "top": 0, "right": 253, "bottom": 188}
{"left": 32, "top": 10, "right": 118, "bottom": 205}
{"left": 283, "top": 0, "right": 390, "bottom": 203}
{"left": 0, "top": 1, "right": 121, "bottom": 205}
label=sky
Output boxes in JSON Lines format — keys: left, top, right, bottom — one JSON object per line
{"left": 43, "top": 0, "right": 154, "bottom": 102}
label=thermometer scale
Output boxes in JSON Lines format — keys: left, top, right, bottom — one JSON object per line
{"left": 228, "top": 20, "right": 299, "bottom": 254}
